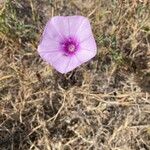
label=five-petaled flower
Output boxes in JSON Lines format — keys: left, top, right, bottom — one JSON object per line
{"left": 38, "top": 16, "right": 97, "bottom": 74}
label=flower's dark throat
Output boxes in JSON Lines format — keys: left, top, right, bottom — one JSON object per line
{"left": 60, "top": 37, "right": 79, "bottom": 56}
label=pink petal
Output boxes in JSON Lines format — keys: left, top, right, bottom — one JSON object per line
{"left": 67, "top": 16, "right": 86, "bottom": 36}
{"left": 38, "top": 37, "right": 59, "bottom": 52}
{"left": 80, "top": 36, "right": 97, "bottom": 53}
{"left": 52, "top": 55, "right": 72, "bottom": 74}
{"left": 75, "top": 48, "right": 96, "bottom": 63}
{"left": 51, "top": 16, "right": 70, "bottom": 38}
{"left": 75, "top": 18, "right": 93, "bottom": 42}
{"left": 43, "top": 18, "right": 63, "bottom": 42}
{"left": 38, "top": 51, "right": 62, "bottom": 66}
{"left": 65, "top": 55, "right": 81, "bottom": 73}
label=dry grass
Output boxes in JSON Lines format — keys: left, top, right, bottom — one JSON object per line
{"left": 0, "top": 0, "right": 150, "bottom": 150}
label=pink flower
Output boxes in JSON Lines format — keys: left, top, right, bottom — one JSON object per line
{"left": 38, "top": 16, "right": 97, "bottom": 74}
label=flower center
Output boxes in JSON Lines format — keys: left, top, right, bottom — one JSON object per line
{"left": 68, "top": 44, "right": 76, "bottom": 52}
{"left": 60, "top": 37, "right": 79, "bottom": 55}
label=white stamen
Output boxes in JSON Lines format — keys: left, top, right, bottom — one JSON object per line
{"left": 68, "top": 44, "right": 75, "bottom": 52}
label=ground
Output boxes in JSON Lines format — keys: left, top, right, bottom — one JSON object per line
{"left": 0, "top": 0, "right": 150, "bottom": 150}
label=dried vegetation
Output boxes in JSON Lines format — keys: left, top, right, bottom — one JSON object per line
{"left": 0, "top": 0, "right": 150, "bottom": 149}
